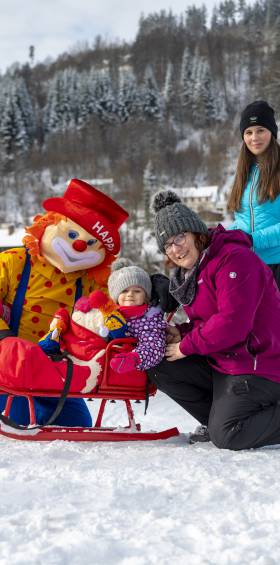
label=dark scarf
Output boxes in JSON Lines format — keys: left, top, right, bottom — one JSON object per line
{"left": 169, "top": 259, "right": 200, "bottom": 306}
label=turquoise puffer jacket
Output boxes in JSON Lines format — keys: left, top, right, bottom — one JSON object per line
{"left": 229, "top": 164, "right": 280, "bottom": 264}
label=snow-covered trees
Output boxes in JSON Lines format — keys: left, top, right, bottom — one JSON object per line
{"left": 92, "top": 69, "right": 117, "bottom": 123}
{"left": 0, "top": 77, "right": 35, "bottom": 156}
{"left": 43, "top": 65, "right": 154, "bottom": 135}
{"left": 141, "top": 66, "right": 162, "bottom": 121}
{"left": 181, "top": 49, "right": 216, "bottom": 126}
{"left": 181, "top": 47, "right": 193, "bottom": 112}
{"left": 163, "top": 62, "right": 174, "bottom": 107}
{"left": 44, "top": 69, "right": 80, "bottom": 134}
{"left": 1, "top": 0, "right": 280, "bottom": 219}
{"left": 118, "top": 70, "right": 140, "bottom": 122}
{"left": 185, "top": 5, "right": 207, "bottom": 39}
{"left": 143, "top": 160, "right": 158, "bottom": 224}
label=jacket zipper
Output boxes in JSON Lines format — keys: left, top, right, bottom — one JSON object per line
{"left": 246, "top": 348, "right": 257, "bottom": 371}
{"left": 245, "top": 333, "right": 258, "bottom": 371}
{"left": 249, "top": 166, "right": 259, "bottom": 250}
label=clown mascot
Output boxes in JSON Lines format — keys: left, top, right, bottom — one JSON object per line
{"left": 0, "top": 178, "right": 128, "bottom": 426}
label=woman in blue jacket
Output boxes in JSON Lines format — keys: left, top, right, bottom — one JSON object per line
{"left": 228, "top": 100, "right": 280, "bottom": 288}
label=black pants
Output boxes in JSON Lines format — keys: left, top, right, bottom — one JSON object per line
{"left": 147, "top": 356, "right": 280, "bottom": 450}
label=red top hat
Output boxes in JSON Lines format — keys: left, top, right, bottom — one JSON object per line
{"left": 43, "top": 179, "right": 129, "bottom": 254}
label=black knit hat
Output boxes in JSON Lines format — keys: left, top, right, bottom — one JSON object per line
{"left": 240, "top": 100, "right": 278, "bottom": 139}
{"left": 152, "top": 190, "right": 208, "bottom": 253}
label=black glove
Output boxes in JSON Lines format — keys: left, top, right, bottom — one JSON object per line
{"left": 150, "top": 273, "right": 178, "bottom": 313}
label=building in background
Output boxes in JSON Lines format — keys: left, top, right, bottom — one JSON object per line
{"left": 170, "top": 185, "right": 218, "bottom": 212}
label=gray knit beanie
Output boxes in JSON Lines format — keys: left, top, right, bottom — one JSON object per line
{"left": 108, "top": 258, "right": 152, "bottom": 303}
{"left": 152, "top": 190, "right": 208, "bottom": 252}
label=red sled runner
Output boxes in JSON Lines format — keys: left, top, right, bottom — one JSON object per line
{"left": 0, "top": 338, "right": 179, "bottom": 442}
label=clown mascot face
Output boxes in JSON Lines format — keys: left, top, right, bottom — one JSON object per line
{"left": 0, "top": 179, "right": 128, "bottom": 427}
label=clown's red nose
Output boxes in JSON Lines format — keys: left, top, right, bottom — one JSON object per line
{"left": 72, "top": 239, "right": 87, "bottom": 252}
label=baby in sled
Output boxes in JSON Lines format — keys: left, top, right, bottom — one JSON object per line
{"left": 36, "top": 257, "right": 167, "bottom": 391}
{"left": 107, "top": 258, "right": 166, "bottom": 373}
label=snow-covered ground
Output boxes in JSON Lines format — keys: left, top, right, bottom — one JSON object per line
{"left": 1, "top": 392, "right": 280, "bottom": 565}
{"left": 0, "top": 227, "right": 25, "bottom": 248}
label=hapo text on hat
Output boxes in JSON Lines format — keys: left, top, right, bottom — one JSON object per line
{"left": 92, "top": 221, "right": 115, "bottom": 251}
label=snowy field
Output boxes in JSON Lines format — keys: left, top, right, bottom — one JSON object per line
{"left": 1, "top": 392, "right": 280, "bottom": 565}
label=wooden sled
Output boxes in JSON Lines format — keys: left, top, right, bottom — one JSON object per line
{"left": 0, "top": 338, "right": 179, "bottom": 442}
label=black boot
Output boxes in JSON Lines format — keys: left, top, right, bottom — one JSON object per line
{"left": 189, "top": 424, "right": 210, "bottom": 444}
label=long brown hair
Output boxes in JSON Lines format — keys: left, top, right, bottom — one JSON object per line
{"left": 228, "top": 136, "right": 280, "bottom": 211}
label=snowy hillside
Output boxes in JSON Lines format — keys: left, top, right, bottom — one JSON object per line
{"left": 2, "top": 0, "right": 279, "bottom": 228}
{"left": 1, "top": 392, "right": 280, "bottom": 565}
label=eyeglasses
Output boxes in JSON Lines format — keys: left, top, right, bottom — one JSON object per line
{"left": 163, "top": 232, "right": 188, "bottom": 254}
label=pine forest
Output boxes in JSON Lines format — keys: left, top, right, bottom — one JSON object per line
{"left": 0, "top": 0, "right": 280, "bottom": 262}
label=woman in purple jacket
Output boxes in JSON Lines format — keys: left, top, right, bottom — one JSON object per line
{"left": 148, "top": 190, "right": 280, "bottom": 450}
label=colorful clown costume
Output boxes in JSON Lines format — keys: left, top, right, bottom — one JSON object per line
{"left": 0, "top": 178, "right": 129, "bottom": 426}
{"left": 0, "top": 248, "right": 98, "bottom": 341}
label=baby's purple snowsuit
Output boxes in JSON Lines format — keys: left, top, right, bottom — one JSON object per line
{"left": 120, "top": 305, "right": 166, "bottom": 370}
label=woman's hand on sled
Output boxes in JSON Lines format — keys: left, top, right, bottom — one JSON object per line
{"left": 166, "top": 325, "right": 181, "bottom": 344}
{"left": 165, "top": 342, "right": 186, "bottom": 361}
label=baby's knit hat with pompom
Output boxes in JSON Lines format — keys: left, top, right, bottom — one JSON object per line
{"left": 152, "top": 190, "right": 208, "bottom": 253}
{"left": 108, "top": 258, "right": 152, "bottom": 303}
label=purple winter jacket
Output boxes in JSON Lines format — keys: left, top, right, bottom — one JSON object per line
{"left": 178, "top": 225, "right": 280, "bottom": 383}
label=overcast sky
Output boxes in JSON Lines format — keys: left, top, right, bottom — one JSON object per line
{"left": 0, "top": 0, "right": 254, "bottom": 72}
{"left": 0, "top": 0, "right": 246, "bottom": 73}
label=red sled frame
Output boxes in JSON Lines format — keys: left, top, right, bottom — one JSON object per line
{"left": 0, "top": 338, "right": 179, "bottom": 442}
